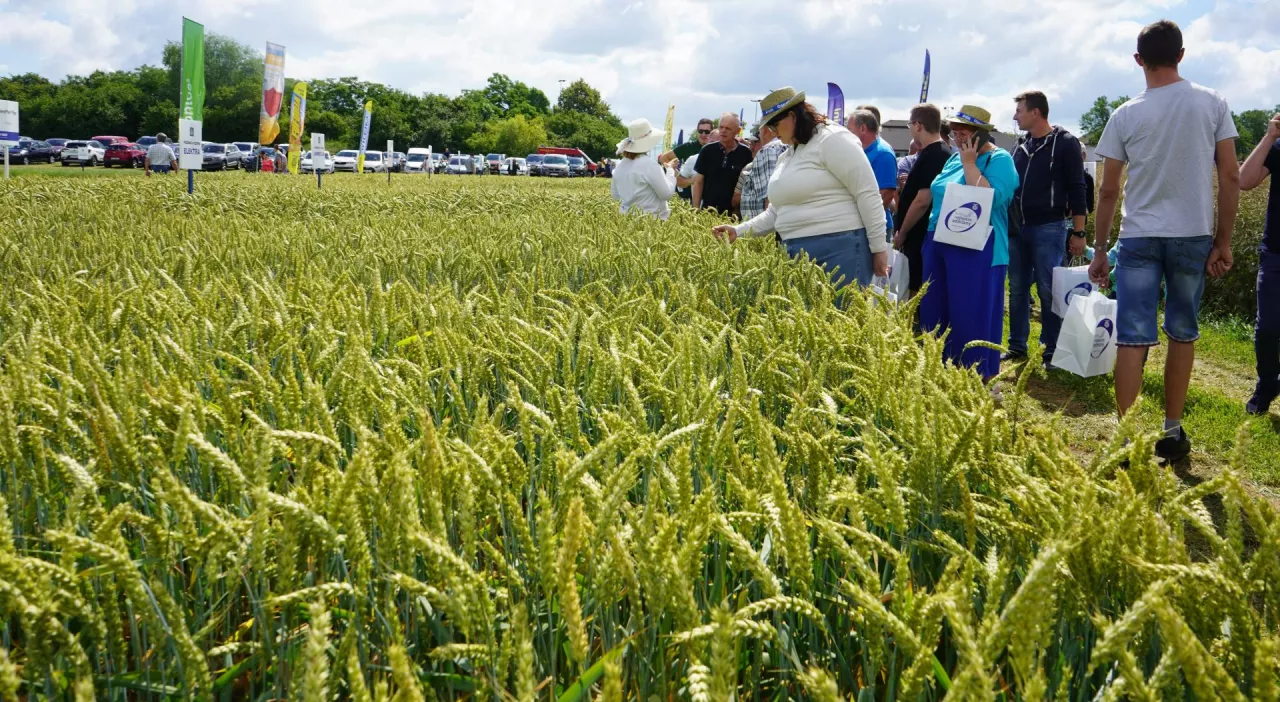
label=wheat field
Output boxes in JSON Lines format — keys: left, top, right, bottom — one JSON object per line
{"left": 0, "top": 173, "right": 1277, "bottom": 701}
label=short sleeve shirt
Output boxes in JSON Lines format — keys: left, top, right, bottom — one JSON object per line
{"left": 147, "top": 142, "right": 175, "bottom": 166}
{"left": 895, "top": 140, "right": 952, "bottom": 246}
{"left": 864, "top": 137, "right": 898, "bottom": 234}
{"left": 1095, "top": 80, "right": 1237, "bottom": 239}
{"left": 694, "top": 141, "right": 753, "bottom": 214}
{"left": 928, "top": 149, "right": 1020, "bottom": 267}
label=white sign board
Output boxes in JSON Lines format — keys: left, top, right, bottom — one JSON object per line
{"left": 179, "top": 119, "right": 203, "bottom": 170}
{"left": 0, "top": 100, "right": 19, "bottom": 147}
{"left": 311, "top": 133, "right": 325, "bottom": 161}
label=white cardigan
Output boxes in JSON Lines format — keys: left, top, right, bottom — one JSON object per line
{"left": 610, "top": 155, "right": 678, "bottom": 220}
{"left": 734, "top": 124, "right": 889, "bottom": 253}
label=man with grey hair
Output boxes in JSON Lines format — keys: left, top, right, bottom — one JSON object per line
{"left": 144, "top": 133, "right": 176, "bottom": 176}
{"left": 849, "top": 109, "right": 899, "bottom": 241}
{"left": 693, "top": 112, "right": 752, "bottom": 215}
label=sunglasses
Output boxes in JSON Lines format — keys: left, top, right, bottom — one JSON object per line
{"left": 697, "top": 129, "right": 712, "bottom": 135}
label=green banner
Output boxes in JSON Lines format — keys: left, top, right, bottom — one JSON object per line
{"left": 181, "top": 18, "right": 205, "bottom": 122}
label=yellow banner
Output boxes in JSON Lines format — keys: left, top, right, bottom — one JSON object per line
{"left": 662, "top": 104, "right": 674, "bottom": 154}
{"left": 356, "top": 100, "right": 373, "bottom": 173}
{"left": 287, "top": 82, "right": 307, "bottom": 174}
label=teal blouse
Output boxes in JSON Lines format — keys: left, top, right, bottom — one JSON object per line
{"left": 927, "top": 148, "right": 1020, "bottom": 267}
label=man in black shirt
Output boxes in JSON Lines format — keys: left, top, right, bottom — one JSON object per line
{"left": 894, "top": 104, "right": 952, "bottom": 294}
{"left": 693, "top": 112, "right": 752, "bottom": 215}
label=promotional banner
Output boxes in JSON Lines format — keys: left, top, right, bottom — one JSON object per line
{"left": 287, "top": 82, "right": 308, "bottom": 174}
{"left": 919, "top": 50, "right": 931, "bottom": 103}
{"left": 179, "top": 18, "right": 205, "bottom": 172}
{"left": 356, "top": 100, "right": 373, "bottom": 172}
{"left": 0, "top": 100, "right": 18, "bottom": 146}
{"left": 259, "top": 42, "right": 285, "bottom": 145}
{"left": 662, "top": 104, "right": 674, "bottom": 153}
{"left": 676, "top": 129, "right": 683, "bottom": 146}
{"left": 827, "top": 82, "right": 845, "bottom": 127}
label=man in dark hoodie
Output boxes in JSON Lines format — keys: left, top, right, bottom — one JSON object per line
{"left": 1007, "top": 91, "right": 1089, "bottom": 369}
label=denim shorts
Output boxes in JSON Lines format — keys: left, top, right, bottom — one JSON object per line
{"left": 1114, "top": 235, "right": 1213, "bottom": 346}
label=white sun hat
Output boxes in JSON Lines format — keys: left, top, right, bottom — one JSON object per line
{"left": 616, "top": 118, "right": 666, "bottom": 155}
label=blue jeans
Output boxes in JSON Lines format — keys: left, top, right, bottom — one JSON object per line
{"left": 1257, "top": 250, "right": 1280, "bottom": 395}
{"left": 1115, "top": 236, "right": 1213, "bottom": 346}
{"left": 150, "top": 164, "right": 171, "bottom": 174}
{"left": 785, "top": 229, "right": 874, "bottom": 288}
{"left": 1007, "top": 220, "right": 1068, "bottom": 360}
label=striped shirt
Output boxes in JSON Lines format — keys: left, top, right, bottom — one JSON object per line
{"left": 739, "top": 139, "right": 785, "bottom": 221}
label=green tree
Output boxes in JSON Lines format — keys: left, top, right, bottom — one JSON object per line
{"left": 1078, "top": 95, "right": 1129, "bottom": 144}
{"left": 556, "top": 78, "right": 612, "bottom": 119}
{"left": 1234, "top": 107, "right": 1280, "bottom": 158}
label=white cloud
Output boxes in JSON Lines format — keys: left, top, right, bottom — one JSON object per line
{"left": 1, "top": 0, "right": 1277, "bottom": 137}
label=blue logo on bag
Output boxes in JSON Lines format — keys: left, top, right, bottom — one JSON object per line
{"left": 944, "top": 202, "right": 982, "bottom": 233}
{"left": 1065, "top": 281, "right": 1093, "bottom": 308}
{"left": 1091, "top": 318, "right": 1114, "bottom": 359}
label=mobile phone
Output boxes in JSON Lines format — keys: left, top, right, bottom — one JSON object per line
{"left": 969, "top": 130, "right": 991, "bottom": 150}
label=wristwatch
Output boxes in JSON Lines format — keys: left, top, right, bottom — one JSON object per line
{"left": 1069, "top": 230, "right": 1087, "bottom": 239}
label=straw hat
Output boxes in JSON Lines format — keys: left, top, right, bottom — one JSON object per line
{"left": 754, "top": 87, "right": 807, "bottom": 131}
{"left": 616, "top": 118, "right": 666, "bottom": 155}
{"left": 945, "top": 105, "right": 996, "bottom": 132}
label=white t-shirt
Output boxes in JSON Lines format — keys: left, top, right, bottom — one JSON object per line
{"left": 1095, "top": 80, "right": 1237, "bottom": 239}
{"left": 610, "top": 155, "right": 677, "bottom": 220}
{"left": 735, "top": 124, "right": 889, "bottom": 253}
{"left": 146, "top": 142, "right": 176, "bottom": 166}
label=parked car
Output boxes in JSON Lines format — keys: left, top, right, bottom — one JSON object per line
{"left": 136, "top": 136, "right": 158, "bottom": 149}
{"left": 233, "top": 142, "right": 260, "bottom": 169}
{"left": 300, "top": 150, "right": 334, "bottom": 174}
{"left": 6, "top": 140, "right": 58, "bottom": 164}
{"left": 446, "top": 156, "right": 471, "bottom": 175}
{"left": 486, "top": 153, "right": 505, "bottom": 174}
{"left": 103, "top": 142, "right": 147, "bottom": 168}
{"left": 503, "top": 157, "right": 527, "bottom": 175}
{"left": 388, "top": 152, "right": 407, "bottom": 172}
{"left": 61, "top": 140, "right": 106, "bottom": 166}
{"left": 431, "top": 152, "right": 447, "bottom": 173}
{"left": 201, "top": 143, "right": 244, "bottom": 170}
{"left": 526, "top": 153, "right": 545, "bottom": 176}
{"left": 567, "top": 156, "right": 588, "bottom": 177}
{"left": 361, "top": 151, "right": 387, "bottom": 173}
{"left": 333, "top": 150, "right": 360, "bottom": 172}
{"left": 44, "top": 138, "right": 70, "bottom": 157}
{"left": 540, "top": 154, "right": 570, "bottom": 178}
{"left": 91, "top": 135, "right": 130, "bottom": 147}
{"left": 472, "top": 155, "right": 486, "bottom": 175}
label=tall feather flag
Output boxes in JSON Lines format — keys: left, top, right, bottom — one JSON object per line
{"left": 919, "top": 50, "right": 931, "bottom": 102}
{"left": 677, "top": 129, "right": 684, "bottom": 146}
{"left": 287, "top": 82, "right": 307, "bottom": 174}
{"left": 356, "top": 101, "right": 373, "bottom": 172}
{"left": 739, "top": 108, "right": 745, "bottom": 136}
{"left": 827, "top": 83, "right": 845, "bottom": 126}
{"left": 662, "top": 104, "right": 674, "bottom": 153}
{"left": 258, "top": 43, "right": 285, "bottom": 145}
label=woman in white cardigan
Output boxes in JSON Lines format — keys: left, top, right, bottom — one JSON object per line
{"left": 713, "top": 87, "right": 889, "bottom": 286}
{"left": 610, "top": 118, "right": 678, "bottom": 220}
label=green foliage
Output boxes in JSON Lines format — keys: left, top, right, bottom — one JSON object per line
{"left": 0, "top": 174, "right": 1277, "bottom": 700}
{"left": 1234, "top": 107, "right": 1280, "bottom": 158}
{"left": 1079, "top": 95, "right": 1129, "bottom": 144}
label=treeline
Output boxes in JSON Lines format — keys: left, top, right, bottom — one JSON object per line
{"left": 1079, "top": 94, "right": 1280, "bottom": 157}
{"left": 0, "top": 34, "right": 628, "bottom": 160}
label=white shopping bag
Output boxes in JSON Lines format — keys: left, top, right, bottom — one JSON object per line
{"left": 934, "top": 182, "right": 994, "bottom": 250}
{"left": 1051, "top": 265, "right": 1095, "bottom": 318}
{"left": 871, "top": 250, "right": 910, "bottom": 305}
{"left": 1050, "top": 291, "right": 1118, "bottom": 377}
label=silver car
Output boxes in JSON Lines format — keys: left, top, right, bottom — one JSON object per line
{"left": 540, "top": 154, "right": 570, "bottom": 177}
{"left": 202, "top": 143, "right": 244, "bottom": 170}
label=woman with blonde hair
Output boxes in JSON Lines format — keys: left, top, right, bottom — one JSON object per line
{"left": 711, "top": 87, "right": 889, "bottom": 287}
{"left": 610, "top": 118, "right": 678, "bottom": 220}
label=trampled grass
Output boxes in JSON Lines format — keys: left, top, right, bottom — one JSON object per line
{"left": 1, "top": 172, "right": 1278, "bottom": 701}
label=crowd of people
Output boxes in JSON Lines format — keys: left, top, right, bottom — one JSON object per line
{"left": 612, "top": 19, "right": 1280, "bottom": 465}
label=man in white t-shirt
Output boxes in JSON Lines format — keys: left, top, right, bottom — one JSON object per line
{"left": 145, "top": 134, "right": 177, "bottom": 176}
{"left": 1088, "top": 19, "right": 1239, "bottom": 463}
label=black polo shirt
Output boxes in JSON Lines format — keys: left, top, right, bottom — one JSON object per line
{"left": 694, "top": 141, "right": 753, "bottom": 214}
{"left": 894, "top": 140, "right": 952, "bottom": 291}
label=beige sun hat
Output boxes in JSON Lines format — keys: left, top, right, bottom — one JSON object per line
{"left": 616, "top": 118, "right": 666, "bottom": 155}
{"left": 945, "top": 105, "right": 997, "bottom": 132}
{"left": 754, "top": 87, "right": 807, "bottom": 131}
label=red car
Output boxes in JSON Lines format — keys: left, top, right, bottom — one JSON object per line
{"left": 92, "top": 135, "right": 130, "bottom": 147}
{"left": 103, "top": 142, "right": 146, "bottom": 168}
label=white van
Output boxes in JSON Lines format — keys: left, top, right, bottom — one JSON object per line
{"left": 405, "top": 147, "right": 432, "bottom": 173}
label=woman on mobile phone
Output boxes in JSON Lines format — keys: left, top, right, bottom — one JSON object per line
{"left": 711, "top": 87, "right": 889, "bottom": 287}
{"left": 919, "top": 105, "right": 1020, "bottom": 391}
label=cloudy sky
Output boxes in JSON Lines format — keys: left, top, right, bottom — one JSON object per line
{"left": 2, "top": 0, "right": 1278, "bottom": 136}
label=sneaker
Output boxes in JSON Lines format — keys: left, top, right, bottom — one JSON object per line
{"left": 1154, "top": 428, "right": 1191, "bottom": 464}
{"left": 988, "top": 382, "right": 1004, "bottom": 402}
{"left": 1041, "top": 358, "right": 1055, "bottom": 373}
{"left": 1001, "top": 350, "right": 1028, "bottom": 362}
{"left": 1245, "top": 388, "right": 1276, "bottom": 416}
